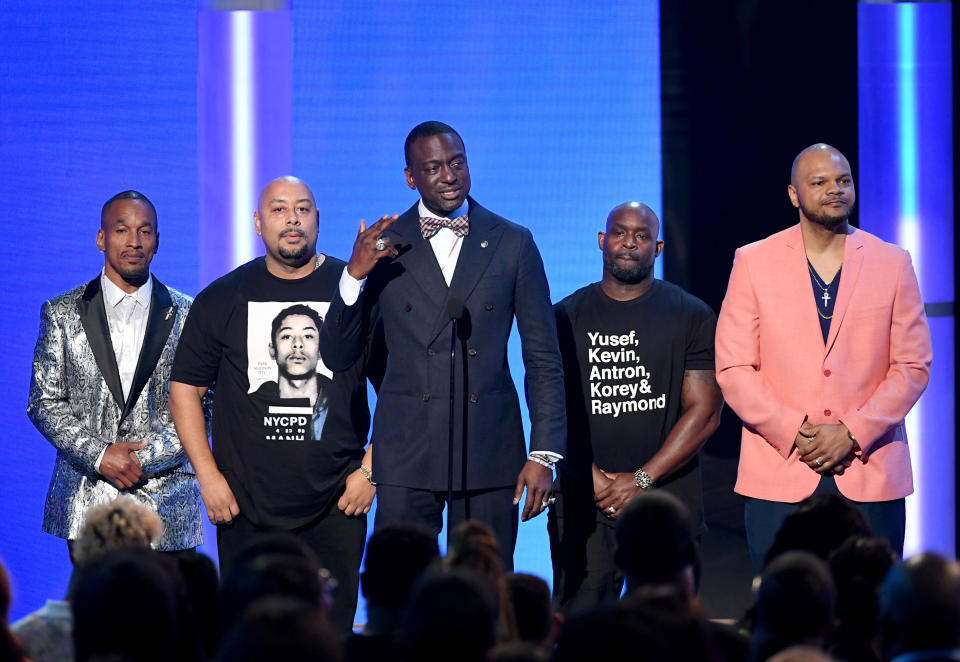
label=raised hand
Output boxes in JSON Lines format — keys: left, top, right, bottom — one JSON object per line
{"left": 346, "top": 214, "right": 399, "bottom": 280}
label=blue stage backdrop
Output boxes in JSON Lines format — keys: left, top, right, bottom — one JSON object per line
{"left": 290, "top": 0, "right": 662, "bottom": 589}
{"left": 0, "top": 0, "right": 661, "bottom": 623}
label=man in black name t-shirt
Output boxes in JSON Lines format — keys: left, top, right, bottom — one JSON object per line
{"left": 169, "top": 177, "right": 374, "bottom": 633}
{"left": 549, "top": 202, "right": 723, "bottom": 614}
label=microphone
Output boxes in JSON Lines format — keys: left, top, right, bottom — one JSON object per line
{"left": 447, "top": 298, "right": 464, "bottom": 321}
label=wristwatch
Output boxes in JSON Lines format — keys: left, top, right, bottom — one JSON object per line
{"left": 358, "top": 464, "right": 375, "bottom": 485}
{"left": 634, "top": 468, "right": 653, "bottom": 490}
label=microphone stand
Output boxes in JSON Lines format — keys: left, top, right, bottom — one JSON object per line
{"left": 446, "top": 299, "right": 463, "bottom": 549}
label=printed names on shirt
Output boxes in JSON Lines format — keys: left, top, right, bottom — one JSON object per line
{"left": 586, "top": 330, "right": 665, "bottom": 417}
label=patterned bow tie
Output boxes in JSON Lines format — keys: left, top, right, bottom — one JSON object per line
{"left": 419, "top": 215, "right": 469, "bottom": 240}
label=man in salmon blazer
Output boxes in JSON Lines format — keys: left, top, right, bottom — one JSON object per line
{"left": 715, "top": 144, "right": 931, "bottom": 572}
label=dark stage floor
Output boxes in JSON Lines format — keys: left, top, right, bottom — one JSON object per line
{"left": 698, "top": 452, "right": 755, "bottom": 621}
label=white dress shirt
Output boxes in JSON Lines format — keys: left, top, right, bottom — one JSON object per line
{"left": 96, "top": 270, "right": 152, "bottom": 472}
{"left": 421, "top": 199, "right": 468, "bottom": 286}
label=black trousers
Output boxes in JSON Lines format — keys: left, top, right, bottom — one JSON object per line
{"left": 547, "top": 483, "right": 623, "bottom": 616}
{"left": 374, "top": 484, "right": 518, "bottom": 571}
{"left": 216, "top": 504, "right": 367, "bottom": 634}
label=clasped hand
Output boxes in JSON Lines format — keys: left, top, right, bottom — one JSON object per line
{"left": 99, "top": 440, "right": 148, "bottom": 489}
{"left": 796, "top": 421, "right": 856, "bottom": 475}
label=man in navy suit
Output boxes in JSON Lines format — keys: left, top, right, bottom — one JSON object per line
{"left": 319, "top": 121, "right": 566, "bottom": 567}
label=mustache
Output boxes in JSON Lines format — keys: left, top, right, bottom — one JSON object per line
{"left": 280, "top": 228, "right": 306, "bottom": 238}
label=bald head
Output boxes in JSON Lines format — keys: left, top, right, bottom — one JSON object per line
{"left": 790, "top": 144, "right": 850, "bottom": 187}
{"left": 259, "top": 176, "right": 315, "bottom": 211}
{"left": 606, "top": 202, "right": 661, "bottom": 238}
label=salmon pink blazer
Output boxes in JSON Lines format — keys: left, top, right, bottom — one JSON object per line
{"left": 716, "top": 225, "right": 931, "bottom": 503}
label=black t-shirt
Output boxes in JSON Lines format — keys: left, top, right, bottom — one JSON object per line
{"left": 554, "top": 280, "right": 716, "bottom": 526}
{"left": 171, "top": 256, "right": 370, "bottom": 528}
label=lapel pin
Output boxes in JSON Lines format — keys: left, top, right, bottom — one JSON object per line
{"left": 164, "top": 308, "right": 174, "bottom": 321}
{"left": 480, "top": 240, "right": 488, "bottom": 248}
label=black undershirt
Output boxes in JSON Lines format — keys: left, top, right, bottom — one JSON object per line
{"left": 808, "top": 260, "right": 841, "bottom": 344}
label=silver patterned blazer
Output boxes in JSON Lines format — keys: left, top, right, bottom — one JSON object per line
{"left": 27, "top": 274, "right": 202, "bottom": 550}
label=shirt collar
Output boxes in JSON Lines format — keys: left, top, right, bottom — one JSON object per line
{"left": 418, "top": 199, "right": 468, "bottom": 221}
{"left": 100, "top": 269, "right": 153, "bottom": 309}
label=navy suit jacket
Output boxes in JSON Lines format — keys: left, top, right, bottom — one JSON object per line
{"left": 320, "top": 198, "right": 566, "bottom": 491}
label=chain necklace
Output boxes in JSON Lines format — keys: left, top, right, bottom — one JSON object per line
{"left": 807, "top": 262, "right": 836, "bottom": 290}
{"left": 808, "top": 261, "right": 840, "bottom": 319}
{"left": 808, "top": 262, "right": 836, "bottom": 304}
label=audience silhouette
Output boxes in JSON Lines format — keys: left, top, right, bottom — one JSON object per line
{"left": 4, "top": 492, "right": 955, "bottom": 662}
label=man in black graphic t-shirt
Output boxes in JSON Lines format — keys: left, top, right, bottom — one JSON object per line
{"left": 169, "top": 176, "right": 374, "bottom": 633}
{"left": 549, "top": 202, "right": 723, "bottom": 613}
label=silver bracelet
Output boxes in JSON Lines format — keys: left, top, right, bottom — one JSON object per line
{"left": 528, "top": 455, "right": 555, "bottom": 470}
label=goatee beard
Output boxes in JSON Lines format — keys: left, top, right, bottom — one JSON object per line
{"left": 802, "top": 201, "right": 850, "bottom": 230}
{"left": 278, "top": 243, "right": 314, "bottom": 266}
{"left": 604, "top": 256, "right": 652, "bottom": 284}
{"left": 811, "top": 213, "right": 848, "bottom": 229}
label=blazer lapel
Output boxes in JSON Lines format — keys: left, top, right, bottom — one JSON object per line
{"left": 448, "top": 201, "right": 501, "bottom": 303}
{"left": 121, "top": 276, "right": 176, "bottom": 421}
{"left": 77, "top": 277, "right": 125, "bottom": 410}
{"left": 825, "top": 229, "right": 865, "bottom": 355}
{"left": 783, "top": 225, "right": 827, "bottom": 354}
{"left": 389, "top": 205, "right": 449, "bottom": 312}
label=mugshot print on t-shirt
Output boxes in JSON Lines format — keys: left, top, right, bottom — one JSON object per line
{"left": 247, "top": 301, "right": 332, "bottom": 442}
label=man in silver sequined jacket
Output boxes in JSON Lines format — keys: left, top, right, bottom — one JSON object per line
{"left": 27, "top": 190, "right": 202, "bottom": 554}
